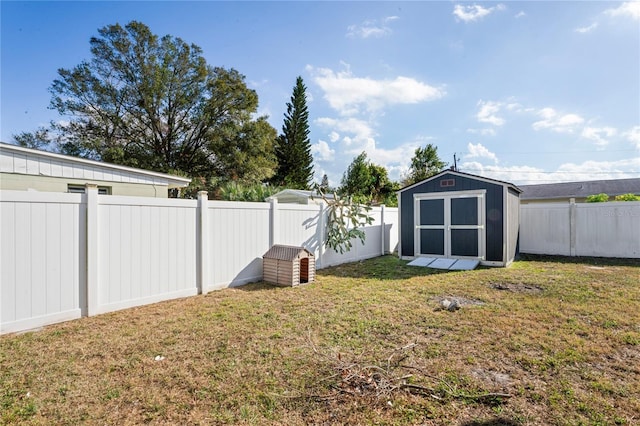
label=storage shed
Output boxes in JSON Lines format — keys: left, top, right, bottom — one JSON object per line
{"left": 263, "top": 245, "right": 315, "bottom": 286}
{"left": 398, "top": 170, "right": 521, "bottom": 267}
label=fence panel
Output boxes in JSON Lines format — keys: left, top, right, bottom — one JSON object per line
{"left": 1, "top": 191, "right": 400, "bottom": 334}
{"left": 520, "top": 201, "right": 640, "bottom": 258}
{"left": 575, "top": 202, "right": 640, "bottom": 258}
{"left": 519, "top": 204, "right": 571, "bottom": 256}
{"left": 207, "top": 201, "right": 271, "bottom": 289}
{"left": 275, "top": 203, "right": 322, "bottom": 254}
{"left": 96, "top": 197, "right": 198, "bottom": 314}
{"left": 1, "top": 191, "right": 84, "bottom": 333}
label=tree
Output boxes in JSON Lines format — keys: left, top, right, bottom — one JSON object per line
{"left": 320, "top": 174, "right": 330, "bottom": 191}
{"left": 12, "top": 127, "right": 52, "bottom": 150}
{"left": 271, "top": 76, "right": 314, "bottom": 189}
{"left": 403, "top": 144, "right": 447, "bottom": 186}
{"left": 46, "top": 21, "right": 276, "bottom": 186}
{"left": 312, "top": 183, "right": 374, "bottom": 254}
{"left": 340, "top": 152, "right": 395, "bottom": 205}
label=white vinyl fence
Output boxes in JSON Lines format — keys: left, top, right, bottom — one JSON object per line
{"left": 520, "top": 201, "right": 640, "bottom": 258}
{"left": 1, "top": 188, "right": 398, "bottom": 334}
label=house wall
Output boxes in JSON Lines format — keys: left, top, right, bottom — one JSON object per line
{"left": 400, "top": 172, "right": 505, "bottom": 262}
{"left": 1, "top": 189, "right": 398, "bottom": 334}
{"left": 0, "top": 173, "right": 169, "bottom": 197}
{"left": 519, "top": 201, "right": 640, "bottom": 258}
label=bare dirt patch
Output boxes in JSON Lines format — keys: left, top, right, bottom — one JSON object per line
{"left": 489, "top": 282, "right": 544, "bottom": 294}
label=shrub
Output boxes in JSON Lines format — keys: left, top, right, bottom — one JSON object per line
{"left": 586, "top": 193, "right": 609, "bottom": 203}
{"left": 614, "top": 193, "right": 640, "bottom": 202}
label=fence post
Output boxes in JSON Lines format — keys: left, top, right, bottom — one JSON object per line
{"left": 569, "top": 198, "right": 576, "bottom": 257}
{"left": 270, "top": 198, "right": 278, "bottom": 247}
{"left": 317, "top": 202, "right": 325, "bottom": 268}
{"left": 380, "top": 204, "right": 386, "bottom": 256}
{"left": 85, "top": 184, "right": 99, "bottom": 316}
{"left": 197, "top": 191, "right": 210, "bottom": 295}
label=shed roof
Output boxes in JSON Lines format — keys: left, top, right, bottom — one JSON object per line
{"left": 263, "top": 245, "right": 313, "bottom": 261}
{"left": 398, "top": 169, "right": 521, "bottom": 193}
{"left": 0, "top": 142, "right": 191, "bottom": 188}
{"left": 519, "top": 178, "right": 640, "bottom": 200}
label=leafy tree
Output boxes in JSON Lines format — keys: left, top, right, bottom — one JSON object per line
{"left": 312, "top": 183, "right": 374, "bottom": 254}
{"left": 340, "top": 152, "right": 371, "bottom": 200}
{"left": 45, "top": 21, "right": 276, "bottom": 186}
{"left": 271, "top": 76, "right": 313, "bottom": 189}
{"left": 217, "top": 182, "right": 284, "bottom": 202}
{"left": 12, "top": 127, "right": 52, "bottom": 150}
{"left": 403, "top": 144, "right": 447, "bottom": 186}
{"left": 340, "top": 152, "right": 396, "bottom": 205}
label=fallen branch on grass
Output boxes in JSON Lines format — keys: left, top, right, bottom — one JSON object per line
{"left": 286, "top": 339, "right": 512, "bottom": 404}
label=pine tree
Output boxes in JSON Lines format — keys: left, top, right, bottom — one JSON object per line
{"left": 272, "top": 76, "right": 314, "bottom": 189}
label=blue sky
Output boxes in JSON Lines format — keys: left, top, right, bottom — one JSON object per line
{"left": 1, "top": 1, "right": 639, "bottom": 186}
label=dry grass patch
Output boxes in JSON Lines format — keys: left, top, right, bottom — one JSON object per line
{"left": 1, "top": 254, "right": 639, "bottom": 425}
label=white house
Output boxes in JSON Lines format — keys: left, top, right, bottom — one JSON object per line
{"left": 0, "top": 143, "right": 191, "bottom": 198}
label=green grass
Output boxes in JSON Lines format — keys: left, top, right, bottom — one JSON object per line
{"left": 1, "top": 254, "right": 639, "bottom": 425}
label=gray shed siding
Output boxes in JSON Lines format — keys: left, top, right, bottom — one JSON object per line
{"left": 507, "top": 187, "right": 521, "bottom": 264}
{"left": 400, "top": 172, "right": 505, "bottom": 261}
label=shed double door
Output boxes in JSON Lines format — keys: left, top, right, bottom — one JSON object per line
{"left": 414, "top": 190, "right": 486, "bottom": 259}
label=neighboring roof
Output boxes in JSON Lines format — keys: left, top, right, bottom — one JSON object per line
{"left": 398, "top": 169, "right": 522, "bottom": 193}
{"left": 0, "top": 142, "right": 191, "bottom": 188}
{"left": 263, "top": 244, "right": 313, "bottom": 261}
{"left": 520, "top": 178, "right": 640, "bottom": 200}
{"left": 265, "top": 189, "right": 335, "bottom": 202}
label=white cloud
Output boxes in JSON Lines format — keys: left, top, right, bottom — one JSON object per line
{"left": 314, "top": 116, "right": 435, "bottom": 181}
{"left": 248, "top": 79, "right": 269, "bottom": 88}
{"left": 347, "top": 16, "right": 399, "bottom": 39}
{"left": 311, "top": 140, "right": 335, "bottom": 162}
{"left": 467, "top": 128, "right": 497, "bottom": 136}
{"left": 316, "top": 117, "right": 376, "bottom": 142}
{"left": 605, "top": 2, "right": 640, "bottom": 21}
{"left": 460, "top": 157, "right": 640, "bottom": 185}
{"left": 465, "top": 143, "right": 498, "bottom": 163}
{"left": 476, "top": 100, "right": 505, "bottom": 126}
{"left": 307, "top": 65, "right": 445, "bottom": 116}
{"left": 514, "top": 11, "right": 526, "bottom": 19}
{"left": 623, "top": 126, "right": 640, "bottom": 149}
{"left": 581, "top": 126, "right": 617, "bottom": 148}
{"left": 532, "top": 107, "right": 584, "bottom": 133}
{"left": 453, "top": 3, "right": 505, "bottom": 23}
{"left": 575, "top": 22, "right": 599, "bottom": 33}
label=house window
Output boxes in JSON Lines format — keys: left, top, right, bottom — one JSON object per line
{"left": 67, "top": 184, "right": 111, "bottom": 195}
{"left": 440, "top": 179, "right": 455, "bottom": 188}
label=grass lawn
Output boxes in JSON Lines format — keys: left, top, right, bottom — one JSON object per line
{"left": 1, "top": 254, "right": 639, "bottom": 425}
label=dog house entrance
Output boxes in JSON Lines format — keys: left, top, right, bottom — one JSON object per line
{"left": 300, "top": 258, "right": 310, "bottom": 283}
